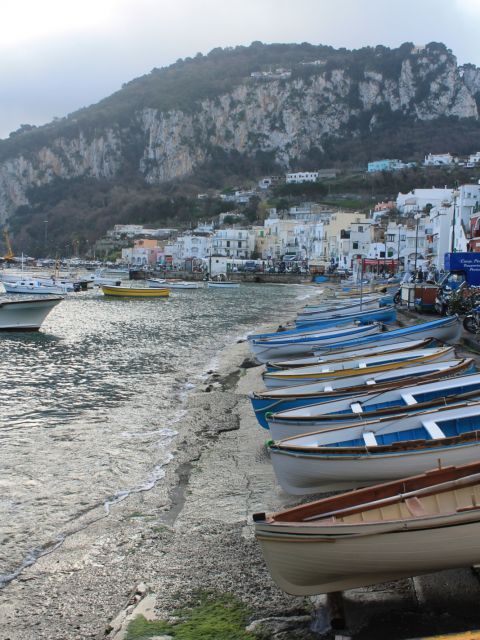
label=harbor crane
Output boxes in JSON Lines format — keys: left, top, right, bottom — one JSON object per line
{"left": 2, "top": 229, "right": 15, "bottom": 262}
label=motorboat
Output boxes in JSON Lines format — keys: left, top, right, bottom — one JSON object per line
{"left": 0, "top": 296, "right": 62, "bottom": 330}
{"left": 148, "top": 279, "right": 201, "bottom": 289}
{"left": 207, "top": 281, "right": 240, "bottom": 288}
{"left": 3, "top": 280, "right": 71, "bottom": 295}
{"left": 254, "top": 461, "right": 480, "bottom": 594}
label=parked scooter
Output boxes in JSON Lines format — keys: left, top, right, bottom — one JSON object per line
{"left": 463, "top": 305, "right": 480, "bottom": 334}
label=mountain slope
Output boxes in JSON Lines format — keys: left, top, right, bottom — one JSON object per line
{"left": 1, "top": 41, "right": 480, "bottom": 251}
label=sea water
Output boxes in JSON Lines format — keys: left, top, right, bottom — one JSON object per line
{"left": 0, "top": 283, "right": 316, "bottom": 584}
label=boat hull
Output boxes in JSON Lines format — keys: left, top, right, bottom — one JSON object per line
{"left": 101, "top": 285, "right": 170, "bottom": 297}
{"left": 269, "top": 441, "right": 480, "bottom": 494}
{"left": 0, "top": 296, "right": 63, "bottom": 330}
{"left": 255, "top": 517, "right": 480, "bottom": 595}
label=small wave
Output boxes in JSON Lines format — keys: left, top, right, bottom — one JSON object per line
{"left": 103, "top": 452, "right": 174, "bottom": 514}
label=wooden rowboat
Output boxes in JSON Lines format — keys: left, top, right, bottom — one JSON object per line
{"left": 249, "top": 359, "right": 474, "bottom": 429}
{"left": 101, "top": 285, "right": 170, "bottom": 298}
{"left": 262, "top": 347, "right": 454, "bottom": 389}
{"left": 254, "top": 461, "right": 480, "bottom": 594}
{"left": 268, "top": 401, "right": 480, "bottom": 494}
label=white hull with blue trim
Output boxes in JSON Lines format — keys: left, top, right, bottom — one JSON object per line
{"left": 269, "top": 402, "right": 480, "bottom": 494}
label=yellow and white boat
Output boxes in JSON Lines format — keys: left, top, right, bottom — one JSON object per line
{"left": 101, "top": 285, "right": 170, "bottom": 298}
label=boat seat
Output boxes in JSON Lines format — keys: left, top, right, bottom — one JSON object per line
{"left": 366, "top": 379, "right": 376, "bottom": 386}
{"left": 321, "top": 367, "right": 330, "bottom": 373}
{"left": 402, "top": 393, "right": 417, "bottom": 406}
{"left": 359, "top": 362, "right": 367, "bottom": 369}
{"left": 423, "top": 421, "right": 445, "bottom": 440}
{"left": 323, "top": 385, "right": 333, "bottom": 392}
{"left": 363, "top": 432, "right": 378, "bottom": 447}
{"left": 350, "top": 403, "right": 363, "bottom": 414}
{"left": 404, "top": 497, "right": 428, "bottom": 517}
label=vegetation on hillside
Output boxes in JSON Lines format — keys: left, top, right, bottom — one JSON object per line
{"left": 1, "top": 40, "right": 480, "bottom": 253}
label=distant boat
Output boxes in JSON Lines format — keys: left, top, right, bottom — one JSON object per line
{"left": 3, "top": 280, "right": 70, "bottom": 295}
{"left": 101, "top": 285, "right": 170, "bottom": 298}
{"left": 0, "top": 296, "right": 62, "bottom": 331}
{"left": 254, "top": 461, "right": 480, "bottom": 594}
{"left": 207, "top": 281, "right": 240, "bottom": 288}
{"left": 250, "top": 359, "right": 473, "bottom": 429}
{"left": 147, "top": 279, "right": 201, "bottom": 289}
{"left": 268, "top": 401, "right": 480, "bottom": 494}
{"left": 262, "top": 346, "right": 454, "bottom": 389}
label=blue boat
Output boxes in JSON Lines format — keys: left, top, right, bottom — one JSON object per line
{"left": 249, "top": 359, "right": 473, "bottom": 429}
{"left": 268, "top": 401, "right": 480, "bottom": 494}
{"left": 248, "top": 307, "right": 396, "bottom": 342}
{"left": 267, "top": 372, "right": 480, "bottom": 440}
{"left": 311, "top": 316, "right": 461, "bottom": 355}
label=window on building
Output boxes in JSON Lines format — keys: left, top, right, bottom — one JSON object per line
{"left": 352, "top": 242, "right": 359, "bottom": 249}
{"left": 387, "top": 234, "right": 395, "bottom": 242}
{"left": 358, "top": 226, "right": 363, "bottom": 232}
{"left": 238, "top": 241, "right": 242, "bottom": 247}
{"left": 226, "top": 241, "right": 230, "bottom": 247}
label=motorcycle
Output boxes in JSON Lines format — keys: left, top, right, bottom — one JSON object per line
{"left": 463, "top": 305, "right": 480, "bottom": 334}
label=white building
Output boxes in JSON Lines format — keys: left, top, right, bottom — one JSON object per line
{"left": 423, "top": 153, "right": 457, "bottom": 166}
{"left": 468, "top": 152, "right": 480, "bottom": 166}
{"left": 211, "top": 229, "right": 255, "bottom": 259}
{"left": 396, "top": 188, "right": 455, "bottom": 214}
{"left": 285, "top": 171, "right": 319, "bottom": 184}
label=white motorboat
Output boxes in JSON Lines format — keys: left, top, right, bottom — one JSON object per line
{"left": 148, "top": 279, "right": 201, "bottom": 289}
{"left": 0, "top": 296, "right": 63, "bottom": 330}
{"left": 2, "top": 280, "right": 71, "bottom": 295}
{"left": 207, "top": 281, "right": 240, "bottom": 288}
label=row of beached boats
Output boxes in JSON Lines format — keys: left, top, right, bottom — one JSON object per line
{"left": 248, "top": 289, "right": 480, "bottom": 596}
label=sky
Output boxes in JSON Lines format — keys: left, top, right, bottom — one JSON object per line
{"left": 0, "top": 0, "right": 479, "bottom": 139}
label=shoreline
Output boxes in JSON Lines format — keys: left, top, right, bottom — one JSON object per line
{"left": 0, "top": 290, "right": 319, "bottom": 639}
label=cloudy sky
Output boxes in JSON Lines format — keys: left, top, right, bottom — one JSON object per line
{"left": 0, "top": 0, "right": 479, "bottom": 139}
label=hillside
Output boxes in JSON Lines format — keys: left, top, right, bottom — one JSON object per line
{"left": 1, "top": 40, "right": 480, "bottom": 254}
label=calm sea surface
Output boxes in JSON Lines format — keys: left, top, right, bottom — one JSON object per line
{"left": 0, "top": 283, "right": 315, "bottom": 585}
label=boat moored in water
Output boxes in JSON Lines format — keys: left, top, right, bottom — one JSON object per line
{"left": 101, "top": 285, "right": 170, "bottom": 298}
{"left": 0, "top": 296, "right": 63, "bottom": 331}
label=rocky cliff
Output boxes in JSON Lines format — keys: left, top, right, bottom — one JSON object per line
{"left": 1, "top": 41, "right": 480, "bottom": 224}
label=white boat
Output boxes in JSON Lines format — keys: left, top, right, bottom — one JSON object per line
{"left": 251, "top": 324, "right": 381, "bottom": 363}
{"left": 207, "top": 281, "right": 240, "bottom": 288}
{"left": 308, "top": 316, "right": 461, "bottom": 358}
{"left": 3, "top": 280, "right": 71, "bottom": 295}
{"left": 266, "top": 372, "right": 480, "bottom": 440}
{"left": 250, "top": 359, "right": 474, "bottom": 430}
{"left": 266, "top": 338, "right": 435, "bottom": 370}
{"left": 148, "top": 278, "right": 201, "bottom": 289}
{"left": 254, "top": 461, "right": 480, "bottom": 594}
{"left": 262, "top": 347, "right": 454, "bottom": 389}
{"left": 296, "top": 300, "right": 381, "bottom": 322}
{"left": 0, "top": 296, "right": 62, "bottom": 330}
{"left": 269, "top": 401, "right": 480, "bottom": 494}
{"left": 0, "top": 271, "right": 81, "bottom": 291}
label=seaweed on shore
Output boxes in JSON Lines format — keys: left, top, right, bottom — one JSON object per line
{"left": 126, "top": 591, "right": 255, "bottom": 640}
